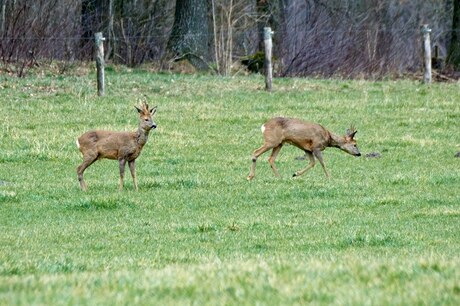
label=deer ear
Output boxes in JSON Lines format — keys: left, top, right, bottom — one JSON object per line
{"left": 346, "top": 128, "right": 357, "bottom": 138}
{"left": 135, "top": 106, "right": 142, "bottom": 113}
{"left": 150, "top": 106, "right": 157, "bottom": 115}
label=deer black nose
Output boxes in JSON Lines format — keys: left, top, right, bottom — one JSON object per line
{"left": 151, "top": 124, "right": 157, "bottom": 129}
{"left": 356, "top": 153, "right": 361, "bottom": 157}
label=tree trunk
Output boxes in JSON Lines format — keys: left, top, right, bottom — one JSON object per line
{"left": 166, "top": 0, "right": 210, "bottom": 71}
{"left": 448, "top": 0, "right": 460, "bottom": 69}
{"left": 105, "top": 0, "right": 114, "bottom": 61}
{"left": 1, "top": 0, "right": 7, "bottom": 35}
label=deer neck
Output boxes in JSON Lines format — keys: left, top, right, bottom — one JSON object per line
{"left": 136, "top": 127, "right": 150, "bottom": 147}
{"left": 328, "top": 132, "right": 345, "bottom": 148}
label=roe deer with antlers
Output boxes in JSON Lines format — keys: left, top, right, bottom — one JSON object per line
{"left": 247, "top": 117, "right": 360, "bottom": 180}
{"left": 76, "top": 101, "right": 157, "bottom": 191}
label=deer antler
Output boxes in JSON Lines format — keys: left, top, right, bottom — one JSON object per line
{"left": 135, "top": 97, "right": 150, "bottom": 113}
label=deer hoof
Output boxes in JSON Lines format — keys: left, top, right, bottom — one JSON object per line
{"left": 247, "top": 176, "right": 254, "bottom": 181}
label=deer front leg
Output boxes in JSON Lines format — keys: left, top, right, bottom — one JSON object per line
{"left": 119, "top": 159, "right": 126, "bottom": 191}
{"left": 77, "top": 154, "right": 97, "bottom": 191}
{"left": 128, "top": 160, "right": 138, "bottom": 191}
{"left": 268, "top": 144, "right": 282, "bottom": 177}
{"left": 293, "top": 151, "right": 315, "bottom": 177}
{"left": 313, "top": 149, "right": 330, "bottom": 177}
{"left": 247, "top": 143, "right": 273, "bottom": 181}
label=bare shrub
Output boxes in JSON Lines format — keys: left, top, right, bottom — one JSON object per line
{"left": 275, "top": 0, "right": 453, "bottom": 78}
{"left": 211, "top": 0, "right": 262, "bottom": 76}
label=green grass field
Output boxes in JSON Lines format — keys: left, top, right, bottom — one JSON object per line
{"left": 1, "top": 69, "right": 459, "bottom": 305}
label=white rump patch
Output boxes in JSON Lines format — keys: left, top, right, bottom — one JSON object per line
{"left": 261, "top": 124, "right": 266, "bottom": 133}
{"left": 76, "top": 139, "right": 80, "bottom": 149}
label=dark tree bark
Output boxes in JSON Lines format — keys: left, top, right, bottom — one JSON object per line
{"left": 166, "top": 0, "right": 209, "bottom": 71}
{"left": 447, "top": 0, "right": 460, "bottom": 69}
{"left": 80, "top": 0, "right": 104, "bottom": 59}
{"left": 81, "top": 0, "right": 96, "bottom": 59}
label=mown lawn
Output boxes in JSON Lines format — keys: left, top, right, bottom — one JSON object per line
{"left": 0, "top": 69, "right": 459, "bottom": 305}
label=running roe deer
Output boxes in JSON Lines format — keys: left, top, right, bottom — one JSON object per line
{"left": 76, "top": 101, "right": 157, "bottom": 191}
{"left": 247, "top": 117, "right": 361, "bottom": 180}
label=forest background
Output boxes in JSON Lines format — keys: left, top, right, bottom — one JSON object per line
{"left": 2, "top": 0, "right": 460, "bottom": 78}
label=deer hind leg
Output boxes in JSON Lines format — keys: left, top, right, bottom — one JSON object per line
{"left": 128, "top": 160, "right": 138, "bottom": 191}
{"left": 77, "top": 153, "right": 98, "bottom": 191}
{"left": 247, "top": 143, "right": 275, "bottom": 181}
{"left": 268, "top": 144, "right": 283, "bottom": 177}
{"left": 293, "top": 151, "right": 315, "bottom": 177}
{"left": 313, "top": 149, "right": 329, "bottom": 178}
{"left": 119, "top": 159, "right": 126, "bottom": 191}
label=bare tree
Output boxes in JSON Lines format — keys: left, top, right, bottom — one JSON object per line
{"left": 0, "top": 0, "right": 457, "bottom": 78}
{"left": 211, "top": 0, "right": 260, "bottom": 76}
{"left": 275, "top": 0, "right": 453, "bottom": 78}
{"left": 1, "top": 0, "right": 80, "bottom": 76}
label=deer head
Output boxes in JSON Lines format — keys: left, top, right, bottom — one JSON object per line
{"left": 342, "top": 126, "right": 360, "bottom": 156}
{"left": 135, "top": 101, "right": 157, "bottom": 132}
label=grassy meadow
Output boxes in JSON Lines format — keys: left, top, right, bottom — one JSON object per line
{"left": 0, "top": 68, "right": 459, "bottom": 305}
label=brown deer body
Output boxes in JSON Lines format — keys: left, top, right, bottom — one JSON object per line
{"left": 76, "top": 102, "right": 157, "bottom": 191}
{"left": 247, "top": 117, "right": 360, "bottom": 180}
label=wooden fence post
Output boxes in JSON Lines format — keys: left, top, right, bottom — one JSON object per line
{"left": 421, "top": 24, "right": 432, "bottom": 84}
{"left": 264, "top": 27, "right": 273, "bottom": 92}
{"left": 95, "top": 32, "right": 105, "bottom": 96}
